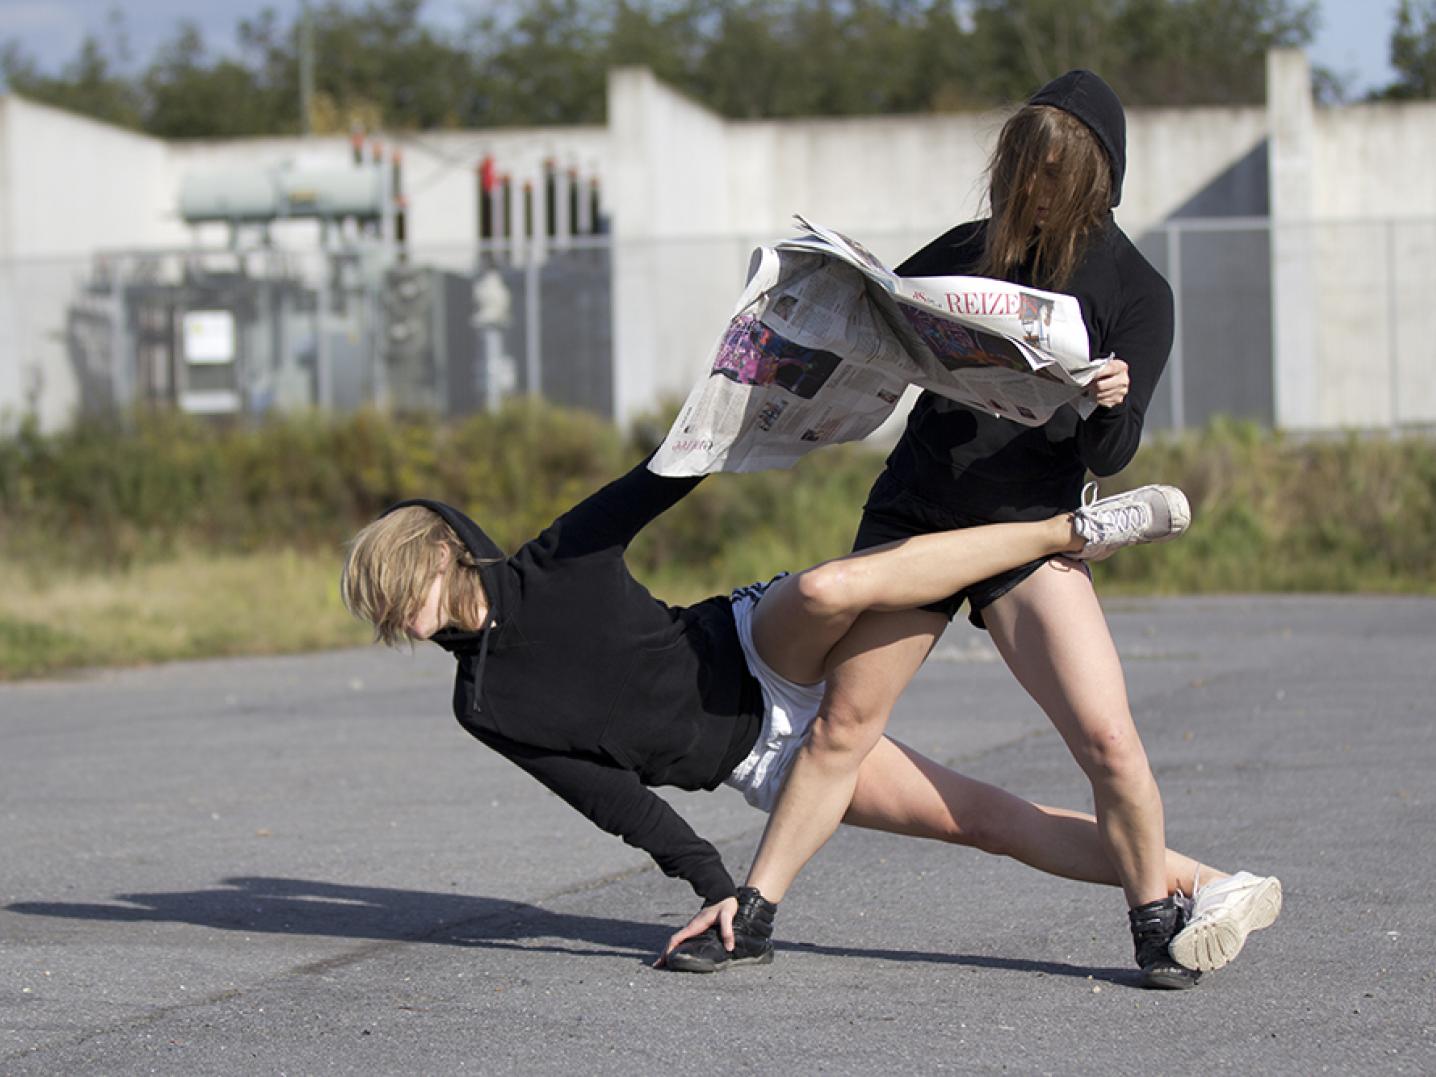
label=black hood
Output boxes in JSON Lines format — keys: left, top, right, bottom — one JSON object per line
{"left": 1028, "top": 69, "right": 1126, "bottom": 208}
{"left": 384, "top": 497, "right": 513, "bottom": 656}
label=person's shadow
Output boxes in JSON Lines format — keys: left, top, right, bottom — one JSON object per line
{"left": 6, "top": 877, "right": 1136, "bottom": 985}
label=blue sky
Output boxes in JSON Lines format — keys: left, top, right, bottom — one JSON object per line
{"left": 0, "top": 1, "right": 1406, "bottom": 100}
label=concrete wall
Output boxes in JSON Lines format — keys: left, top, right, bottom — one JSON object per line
{"left": 606, "top": 68, "right": 746, "bottom": 422}
{"left": 1312, "top": 94, "right": 1436, "bottom": 427}
{"left": 602, "top": 82, "right": 1272, "bottom": 425}
{"left": 0, "top": 96, "right": 182, "bottom": 258}
{"left": 0, "top": 96, "right": 189, "bottom": 428}
{"left": 2, "top": 50, "right": 1434, "bottom": 432}
{"left": 1267, "top": 49, "right": 1436, "bottom": 429}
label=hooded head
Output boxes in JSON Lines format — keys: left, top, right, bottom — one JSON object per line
{"left": 976, "top": 69, "right": 1127, "bottom": 290}
{"left": 342, "top": 499, "right": 503, "bottom": 647}
{"left": 1027, "top": 69, "right": 1126, "bottom": 207}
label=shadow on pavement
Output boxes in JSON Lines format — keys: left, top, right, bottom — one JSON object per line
{"left": 6, "top": 875, "right": 1132, "bottom": 985}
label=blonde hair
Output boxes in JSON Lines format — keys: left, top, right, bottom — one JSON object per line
{"left": 977, "top": 104, "right": 1113, "bottom": 291}
{"left": 341, "top": 505, "right": 489, "bottom": 646}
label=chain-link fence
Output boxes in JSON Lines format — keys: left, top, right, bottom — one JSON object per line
{"left": 2, "top": 217, "right": 1433, "bottom": 434}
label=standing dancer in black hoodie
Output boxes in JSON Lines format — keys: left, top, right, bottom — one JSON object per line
{"left": 343, "top": 459, "right": 1279, "bottom": 979}
{"left": 665, "top": 71, "right": 1281, "bottom": 988}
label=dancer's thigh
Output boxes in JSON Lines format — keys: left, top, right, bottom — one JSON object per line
{"left": 981, "top": 560, "right": 1139, "bottom": 766}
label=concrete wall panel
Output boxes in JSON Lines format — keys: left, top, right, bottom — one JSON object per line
{"left": 4, "top": 48, "right": 1436, "bottom": 432}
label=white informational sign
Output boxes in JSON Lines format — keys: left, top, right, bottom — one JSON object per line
{"left": 182, "top": 310, "right": 237, "bottom": 364}
{"left": 179, "top": 389, "right": 242, "bottom": 415}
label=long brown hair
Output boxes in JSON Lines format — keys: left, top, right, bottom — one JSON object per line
{"left": 341, "top": 506, "right": 489, "bottom": 646}
{"left": 977, "top": 104, "right": 1113, "bottom": 291}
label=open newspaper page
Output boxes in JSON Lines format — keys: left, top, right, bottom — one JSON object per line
{"left": 651, "top": 245, "right": 919, "bottom": 475}
{"left": 651, "top": 217, "right": 1109, "bottom": 477}
{"left": 786, "top": 215, "right": 1107, "bottom": 424}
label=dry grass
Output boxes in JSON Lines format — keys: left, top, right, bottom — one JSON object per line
{"left": 2, "top": 414, "right": 1432, "bottom": 680}
{"left": 0, "top": 549, "right": 370, "bottom": 680}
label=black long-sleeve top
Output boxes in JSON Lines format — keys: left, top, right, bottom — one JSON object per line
{"left": 885, "top": 217, "right": 1174, "bottom": 520}
{"left": 392, "top": 461, "right": 763, "bottom": 906}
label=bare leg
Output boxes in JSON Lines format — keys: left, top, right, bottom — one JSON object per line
{"left": 733, "top": 515, "right": 1082, "bottom": 905}
{"left": 743, "top": 607, "right": 945, "bottom": 903}
{"left": 845, "top": 736, "right": 1220, "bottom": 896}
{"left": 981, "top": 560, "right": 1169, "bottom": 907}
{"left": 750, "top": 516, "right": 1077, "bottom": 686}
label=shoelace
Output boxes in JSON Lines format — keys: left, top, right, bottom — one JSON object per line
{"left": 1081, "top": 482, "right": 1150, "bottom": 540}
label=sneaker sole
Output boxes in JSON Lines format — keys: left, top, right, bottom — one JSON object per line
{"left": 1140, "top": 964, "right": 1202, "bottom": 990}
{"left": 1160, "top": 487, "right": 1191, "bottom": 540}
{"left": 666, "top": 949, "right": 775, "bottom": 974}
{"left": 1170, "top": 876, "right": 1283, "bottom": 972}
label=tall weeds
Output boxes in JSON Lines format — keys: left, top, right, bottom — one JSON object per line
{"left": 1, "top": 405, "right": 1432, "bottom": 596}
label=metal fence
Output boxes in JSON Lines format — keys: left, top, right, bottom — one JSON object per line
{"left": 1138, "top": 216, "right": 1276, "bottom": 433}
{"left": 2, "top": 217, "right": 1433, "bottom": 434}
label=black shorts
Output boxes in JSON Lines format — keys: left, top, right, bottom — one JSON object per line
{"left": 852, "top": 470, "right": 1069, "bottom": 630}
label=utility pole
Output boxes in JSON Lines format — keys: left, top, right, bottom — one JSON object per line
{"left": 299, "top": 0, "right": 316, "bottom": 135}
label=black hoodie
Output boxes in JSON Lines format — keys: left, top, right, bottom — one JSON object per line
{"left": 390, "top": 459, "right": 763, "bottom": 905}
{"left": 883, "top": 69, "right": 1172, "bottom": 522}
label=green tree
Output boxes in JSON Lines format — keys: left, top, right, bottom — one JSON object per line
{"left": 309, "top": 0, "right": 477, "bottom": 129}
{"left": 964, "top": 0, "right": 1318, "bottom": 107}
{"left": 1384, "top": 0, "right": 1436, "bottom": 98}
{"left": 0, "top": 10, "right": 142, "bottom": 129}
{"left": 142, "top": 23, "right": 288, "bottom": 138}
{"left": 0, "top": 0, "right": 1336, "bottom": 135}
{"left": 465, "top": 0, "right": 611, "bottom": 125}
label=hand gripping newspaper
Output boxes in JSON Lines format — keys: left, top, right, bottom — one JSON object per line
{"left": 651, "top": 216, "right": 1109, "bottom": 477}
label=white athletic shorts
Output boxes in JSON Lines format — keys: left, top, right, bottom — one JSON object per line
{"left": 723, "top": 576, "right": 828, "bottom": 813}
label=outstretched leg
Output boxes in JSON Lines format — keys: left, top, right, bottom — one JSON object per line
{"left": 845, "top": 737, "right": 1280, "bottom": 972}
{"left": 750, "top": 515, "right": 1079, "bottom": 687}
{"left": 846, "top": 735, "right": 1208, "bottom": 894}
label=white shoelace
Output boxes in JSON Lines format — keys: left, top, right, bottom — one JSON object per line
{"left": 1080, "top": 482, "right": 1148, "bottom": 540}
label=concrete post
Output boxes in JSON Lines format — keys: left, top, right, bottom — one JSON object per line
{"left": 605, "top": 67, "right": 731, "bottom": 428}
{"left": 1267, "top": 48, "right": 1318, "bottom": 430}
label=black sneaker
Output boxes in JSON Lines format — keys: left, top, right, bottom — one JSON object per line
{"left": 666, "top": 887, "right": 777, "bottom": 973}
{"left": 1129, "top": 895, "right": 1202, "bottom": 990}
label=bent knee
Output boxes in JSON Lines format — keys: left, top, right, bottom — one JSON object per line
{"left": 1073, "top": 724, "right": 1151, "bottom": 786}
{"left": 807, "top": 702, "right": 891, "bottom": 758}
{"left": 792, "top": 562, "right": 861, "bottom": 621}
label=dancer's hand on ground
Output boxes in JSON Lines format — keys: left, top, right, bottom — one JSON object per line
{"left": 654, "top": 896, "right": 737, "bottom": 967}
{"left": 1088, "top": 357, "right": 1130, "bottom": 407}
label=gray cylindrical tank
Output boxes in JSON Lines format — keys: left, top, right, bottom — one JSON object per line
{"left": 179, "top": 170, "right": 280, "bottom": 223}
{"left": 278, "top": 168, "right": 385, "bottom": 218}
{"left": 180, "top": 166, "right": 385, "bottom": 223}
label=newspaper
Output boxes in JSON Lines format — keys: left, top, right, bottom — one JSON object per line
{"left": 651, "top": 216, "right": 1109, "bottom": 476}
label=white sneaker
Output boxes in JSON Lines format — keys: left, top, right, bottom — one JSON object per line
{"left": 1070, "top": 482, "right": 1191, "bottom": 561}
{"left": 1169, "top": 871, "right": 1283, "bottom": 972}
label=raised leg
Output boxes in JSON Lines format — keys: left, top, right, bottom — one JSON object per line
{"left": 751, "top": 515, "right": 1077, "bottom": 686}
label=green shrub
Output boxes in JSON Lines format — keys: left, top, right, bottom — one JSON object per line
{"left": 1100, "top": 420, "right": 1436, "bottom": 594}
{"left": 1, "top": 408, "right": 1432, "bottom": 595}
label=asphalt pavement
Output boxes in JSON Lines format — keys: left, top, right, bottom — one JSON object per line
{"left": 2, "top": 595, "right": 1433, "bottom": 1075}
